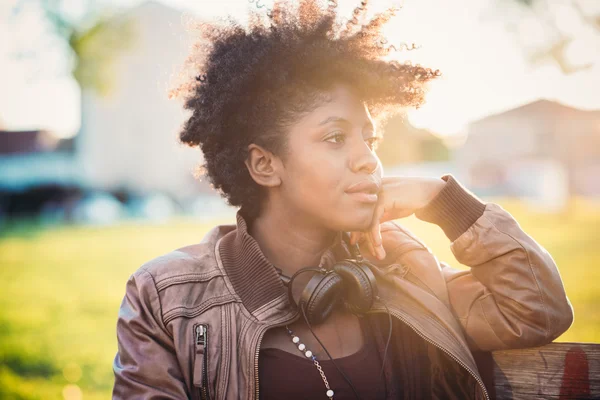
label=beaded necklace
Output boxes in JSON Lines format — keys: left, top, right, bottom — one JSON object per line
{"left": 284, "top": 325, "right": 335, "bottom": 399}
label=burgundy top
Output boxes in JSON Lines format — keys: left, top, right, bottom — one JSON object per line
{"left": 258, "top": 319, "right": 388, "bottom": 399}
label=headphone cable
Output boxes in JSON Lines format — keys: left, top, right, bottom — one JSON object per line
{"left": 375, "top": 295, "right": 393, "bottom": 383}
{"left": 283, "top": 267, "right": 361, "bottom": 398}
{"left": 277, "top": 259, "right": 392, "bottom": 398}
{"left": 301, "top": 303, "right": 362, "bottom": 400}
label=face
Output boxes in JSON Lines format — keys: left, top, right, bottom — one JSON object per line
{"left": 276, "top": 83, "right": 383, "bottom": 232}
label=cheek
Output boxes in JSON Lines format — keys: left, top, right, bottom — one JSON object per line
{"left": 287, "top": 152, "right": 344, "bottom": 202}
{"left": 304, "top": 159, "right": 339, "bottom": 185}
{"left": 282, "top": 152, "right": 376, "bottom": 230}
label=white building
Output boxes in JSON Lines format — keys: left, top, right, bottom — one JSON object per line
{"left": 454, "top": 100, "right": 600, "bottom": 209}
{"left": 75, "top": 1, "right": 205, "bottom": 201}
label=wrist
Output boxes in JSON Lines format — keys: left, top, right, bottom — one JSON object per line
{"left": 414, "top": 174, "right": 487, "bottom": 242}
{"left": 421, "top": 178, "right": 447, "bottom": 209}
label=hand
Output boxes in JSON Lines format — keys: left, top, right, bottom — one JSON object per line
{"left": 354, "top": 221, "right": 409, "bottom": 267}
{"left": 350, "top": 176, "right": 446, "bottom": 260}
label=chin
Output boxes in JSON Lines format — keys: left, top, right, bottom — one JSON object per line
{"left": 335, "top": 206, "right": 374, "bottom": 232}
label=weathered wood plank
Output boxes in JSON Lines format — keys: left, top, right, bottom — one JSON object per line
{"left": 488, "top": 342, "right": 600, "bottom": 399}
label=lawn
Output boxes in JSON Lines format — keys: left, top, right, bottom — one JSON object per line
{"left": 1, "top": 198, "right": 598, "bottom": 399}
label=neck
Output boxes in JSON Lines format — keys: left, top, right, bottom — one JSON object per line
{"left": 249, "top": 203, "right": 338, "bottom": 278}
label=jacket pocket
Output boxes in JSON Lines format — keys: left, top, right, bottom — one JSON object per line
{"left": 193, "top": 323, "right": 211, "bottom": 400}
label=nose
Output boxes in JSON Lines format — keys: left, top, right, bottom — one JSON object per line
{"left": 349, "top": 138, "right": 379, "bottom": 175}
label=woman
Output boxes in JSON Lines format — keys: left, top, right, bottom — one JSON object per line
{"left": 112, "top": 1, "right": 573, "bottom": 399}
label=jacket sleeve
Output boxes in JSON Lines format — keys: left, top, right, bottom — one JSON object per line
{"left": 113, "top": 268, "right": 189, "bottom": 399}
{"left": 414, "top": 174, "right": 574, "bottom": 352}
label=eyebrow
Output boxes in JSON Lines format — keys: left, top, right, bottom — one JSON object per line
{"left": 317, "top": 116, "right": 375, "bottom": 131}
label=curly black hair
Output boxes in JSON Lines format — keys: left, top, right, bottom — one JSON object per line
{"left": 169, "top": 0, "right": 439, "bottom": 220}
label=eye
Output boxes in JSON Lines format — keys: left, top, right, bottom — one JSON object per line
{"left": 325, "top": 132, "right": 346, "bottom": 145}
{"left": 365, "top": 136, "right": 381, "bottom": 151}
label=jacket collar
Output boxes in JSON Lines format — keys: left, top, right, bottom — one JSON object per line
{"left": 218, "top": 210, "right": 350, "bottom": 315}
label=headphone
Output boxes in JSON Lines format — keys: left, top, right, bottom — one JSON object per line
{"left": 275, "top": 233, "right": 379, "bottom": 325}
{"left": 275, "top": 233, "right": 392, "bottom": 400}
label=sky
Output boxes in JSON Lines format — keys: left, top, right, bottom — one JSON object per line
{"left": 1, "top": 0, "right": 599, "bottom": 138}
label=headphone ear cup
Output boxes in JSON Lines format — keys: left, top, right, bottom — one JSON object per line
{"left": 333, "top": 260, "right": 378, "bottom": 314}
{"left": 300, "top": 272, "right": 344, "bottom": 325}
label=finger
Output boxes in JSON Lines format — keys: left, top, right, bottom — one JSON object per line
{"left": 369, "top": 224, "right": 386, "bottom": 261}
{"left": 350, "top": 231, "right": 361, "bottom": 246}
{"left": 368, "top": 193, "right": 388, "bottom": 260}
{"left": 355, "top": 233, "right": 371, "bottom": 258}
{"left": 367, "top": 223, "right": 386, "bottom": 260}
{"left": 370, "top": 193, "right": 386, "bottom": 247}
{"left": 370, "top": 208, "right": 384, "bottom": 247}
{"left": 364, "top": 231, "right": 377, "bottom": 259}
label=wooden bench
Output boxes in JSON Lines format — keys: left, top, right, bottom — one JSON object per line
{"left": 474, "top": 342, "right": 600, "bottom": 399}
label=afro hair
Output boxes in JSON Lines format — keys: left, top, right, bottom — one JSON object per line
{"left": 169, "top": 0, "right": 439, "bottom": 219}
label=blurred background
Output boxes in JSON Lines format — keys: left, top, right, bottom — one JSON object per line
{"left": 1, "top": 0, "right": 599, "bottom": 398}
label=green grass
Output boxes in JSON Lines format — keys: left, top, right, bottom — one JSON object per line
{"left": 1, "top": 199, "right": 598, "bottom": 399}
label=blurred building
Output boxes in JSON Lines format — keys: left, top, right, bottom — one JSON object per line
{"left": 1, "top": 3, "right": 212, "bottom": 196}
{"left": 0, "top": 2, "right": 230, "bottom": 221}
{"left": 456, "top": 99, "right": 600, "bottom": 205}
{"left": 0, "top": 130, "right": 77, "bottom": 190}
{"left": 76, "top": 1, "right": 205, "bottom": 201}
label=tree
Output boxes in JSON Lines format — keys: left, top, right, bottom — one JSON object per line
{"left": 9, "top": 0, "right": 135, "bottom": 122}
{"left": 493, "top": 0, "right": 599, "bottom": 74}
{"left": 378, "top": 115, "right": 450, "bottom": 167}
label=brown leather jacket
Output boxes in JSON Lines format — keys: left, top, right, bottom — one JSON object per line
{"left": 112, "top": 175, "right": 573, "bottom": 399}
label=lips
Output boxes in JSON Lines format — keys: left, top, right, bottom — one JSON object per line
{"left": 345, "top": 180, "right": 380, "bottom": 203}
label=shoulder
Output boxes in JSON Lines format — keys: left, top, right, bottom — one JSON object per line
{"left": 134, "top": 223, "right": 235, "bottom": 281}
{"left": 126, "top": 223, "right": 238, "bottom": 321}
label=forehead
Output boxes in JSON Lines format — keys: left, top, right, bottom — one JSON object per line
{"left": 295, "top": 84, "right": 374, "bottom": 128}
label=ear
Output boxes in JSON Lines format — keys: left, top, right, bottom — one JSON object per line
{"left": 245, "top": 143, "right": 282, "bottom": 188}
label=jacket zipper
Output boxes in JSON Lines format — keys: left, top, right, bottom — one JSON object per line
{"left": 370, "top": 306, "right": 490, "bottom": 400}
{"left": 252, "top": 308, "right": 490, "bottom": 400}
{"left": 195, "top": 324, "right": 211, "bottom": 400}
{"left": 254, "top": 314, "right": 299, "bottom": 400}
{"left": 254, "top": 329, "right": 265, "bottom": 400}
